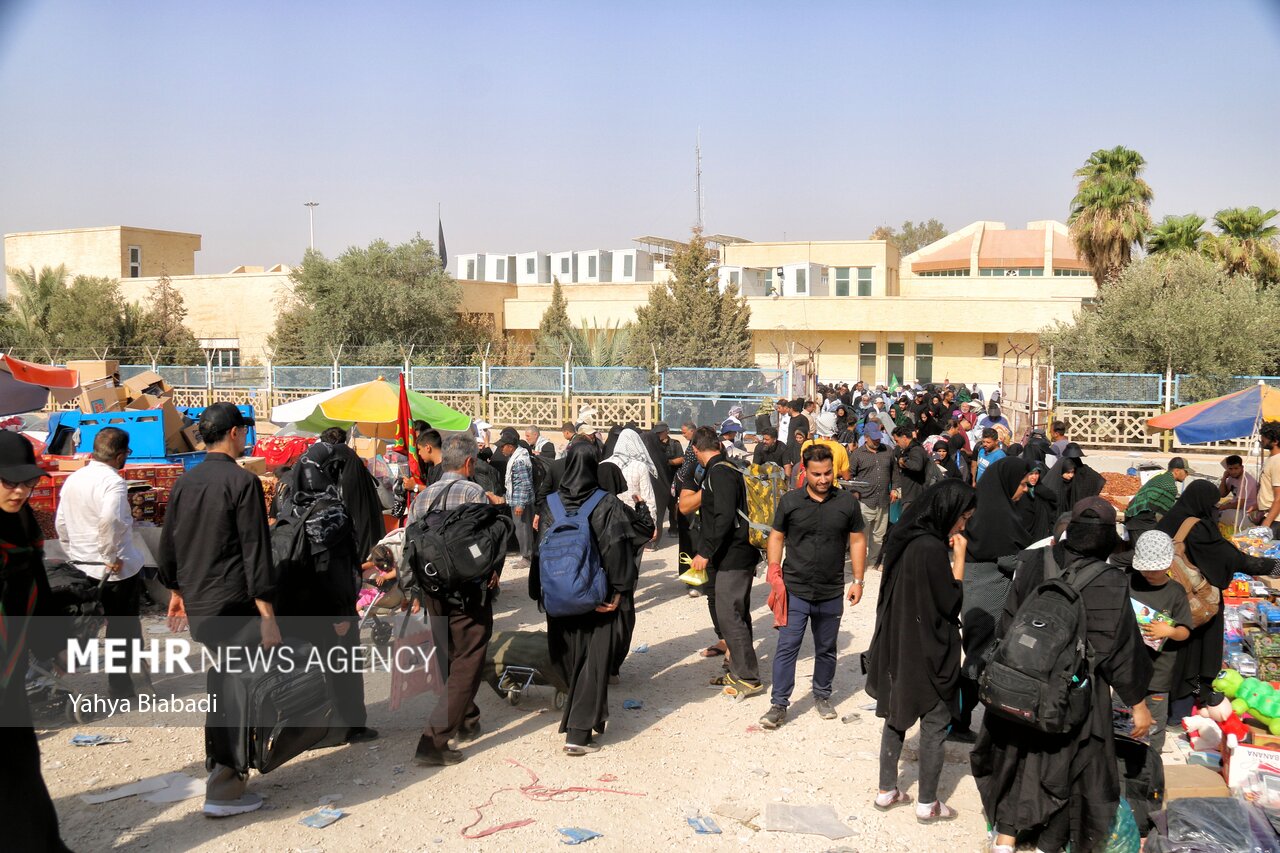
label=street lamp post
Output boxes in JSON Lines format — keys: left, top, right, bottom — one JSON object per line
{"left": 304, "top": 201, "right": 319, "bottom": 250}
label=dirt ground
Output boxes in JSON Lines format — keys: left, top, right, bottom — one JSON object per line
{"left": 34, "top": 533, "right": 997, "bottom": 853}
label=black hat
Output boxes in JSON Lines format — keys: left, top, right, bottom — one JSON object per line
{"left": 1070, "top": 496, "right": 1117, "bottom": 525}
{"left": 1167, "top": 457, "right": 1188, "bottom": 471}
{"left": 652, "top": 422, "right": 670, "bottom": 434}
{"left": 198, "top": 402, "right": 251, "bottom": 438}
{"left": 0, "top": 431, "right": 44, "bottom": 484}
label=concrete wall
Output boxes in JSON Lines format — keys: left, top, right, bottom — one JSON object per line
{"left": 4, "top": 226, "right": 200, "bottom": 293}
{"left": 118, "top": 270, "right": 290, "bottom": 361}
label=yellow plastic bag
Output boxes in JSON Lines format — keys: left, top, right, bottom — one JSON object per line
{"left": 678, "top": 552, "right": 708, "bottom": 587}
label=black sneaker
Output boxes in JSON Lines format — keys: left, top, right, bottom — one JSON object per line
{"left": 345, "top": 726, "right": 379, "bottom": 743}
{"left": 760, "top": 704, "right": 787, "bottom": 729}
{"left": 946, "top": 727, "right": 977, "bottom": 744}
{"left": 814, "top": 698, "right": 837, "bottom": 720}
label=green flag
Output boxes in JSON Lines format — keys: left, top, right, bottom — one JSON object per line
{"left": 889, "top": 373, "right": 900, "bottom": 389}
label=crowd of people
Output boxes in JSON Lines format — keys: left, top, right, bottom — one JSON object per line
{"left": 8, "top": 378, "right": 1280, "bottom": 851}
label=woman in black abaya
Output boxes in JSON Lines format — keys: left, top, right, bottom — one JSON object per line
{"left": 1017, "top": 462, "right": 1058, "bottom": 542}
{"left": 1040, "top": 444, "right": 1104, "bottom": 509}
{"left": 866, "top": 479, "right": 976, "bottom": 823}
{"left": 973, "top": 498, "right": 1152, "bottom": 853}
{"left": 531, "top": 442, "right": 652, "bottom": 754}
{"left": 1156, "top": 480, "right": 1280, "bottom": 705}
{"left": 953, "top": 457, "right": 1031, "bottom": 738}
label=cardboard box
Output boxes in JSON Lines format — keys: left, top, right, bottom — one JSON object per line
{"left": 80, "top": 384, "right": 129, "bottom": 414}
{"left": 1165, "top": 763, "right": 1230, "bottom": 801}
{"left": 1226, "top": 742, "right": 1280, "bottom": 789}
{"left": 56, "top": 457, "right": 90, "bottom": 472}
{"left": 127, "top": 394, "right": 185, "bottom": 438}
{"left": 173, "top": 424, "right": 204, "bottom": 453}
{"left": 236, "top": 456, "right": 267, "bottom": 476}
{"left": 67, "top": 360, "right": 120, "bottom": 386}
{"left": 353, "top": 438, "right": 387, "bottom": 460}
{"left": 122, "top": 370, "right": 173, "bottom": 401}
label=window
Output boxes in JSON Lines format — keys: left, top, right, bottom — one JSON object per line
{"left": 623, "top": 255, "right": 634, "bottom": 278}
{"left": 1053, "top": 268, "right": 1092, "bottom": 277}
{"left": 834, "top": 267, "right": 850, "bottom": 297}
{"left": 857, "top": 267, "right": 873, "bottom": 296}
{"left": 983, "top": 342, "right": 999, "bottom": 359}
{"left": 918, "top": 268, "right": 970, "bottom": 277}
{"left": 561, "top": 257, "right": 570, "bottom": 275}
{"left": 526, "top": 257, "right": 535, "bottom": 275}
{"left": 887, "top": 342, "right": 905, "bottom": 386}
{"left": 915, "top": 342, "right": 934, "bottom": 385}
{"left": 128, "top": 246, "right": 141, "bottom": 278}
{"left": 764, "top": 268, "right": 775, "bottom": 296}
{"left": 495, "top": 258, "right": 506, "bottom": 280}
{"left": 588, "top": 256, "right": 597, "bottom": 278}
{"left": 729, "top": 270, "right": 739, "bottom": 287}
{"left": 979, "top": 267, "right": 1045, "bottom": 277}
{"left": 207, "top": 348, "right": 241, "bottom": 368}
{"left": 859, "top": 342, "right": 876, "bottom": 386}
{"left": 795, "top": 268, "right": 807, "bottom": 294}
{"left": 466, "top": 259, "right": 476, "bottom": 279}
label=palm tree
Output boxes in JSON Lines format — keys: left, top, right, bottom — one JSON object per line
{"left": 5, "top": 263, "right": 66, "bottom": 341}
{"left": 539, "top": 319, "right": 633, "bottom": 367}
{"left": 1147, "top": 214, "right": 1207, "bottom": 255}
{"left": 1068, "top": 147, "right": 1153, "bottom": 285}
{"left": 1204, "top": 206, "right": 1280, "bottom": 284}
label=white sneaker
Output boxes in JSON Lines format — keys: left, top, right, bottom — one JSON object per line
{"left": 203, "top": 792, "right": 263, "bottom": 818}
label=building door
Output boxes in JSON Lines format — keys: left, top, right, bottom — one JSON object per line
{"left": 859, "top": 342, "right": 876, "bottom": 386}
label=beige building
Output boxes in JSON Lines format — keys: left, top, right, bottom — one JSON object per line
{"left": 4, "top": 221, "right": 1094, "bottom": 384}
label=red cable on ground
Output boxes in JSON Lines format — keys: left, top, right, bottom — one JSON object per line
{"left": 461, "top": 758, "right": 647, "bottom": 839}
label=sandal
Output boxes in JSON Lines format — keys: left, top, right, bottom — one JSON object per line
{"left": 708, "top": 675, "right": 731, "bottom": 687}
{"left": 916, "top": 801, "right": 958, "bottom": 824}
{"left": 722, "top": 675, "right": 766, "bottom": 700}
{"left": 873, "top": 789, "right": 912, "bottom": 812}
{"left": 700, "top": 645, "right": 726, "bottom": 658}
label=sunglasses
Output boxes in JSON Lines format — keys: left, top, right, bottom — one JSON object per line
{"left": 1, "top": 476, "right": 43, "bottom": 490}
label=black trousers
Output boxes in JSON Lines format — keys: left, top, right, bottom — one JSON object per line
{"left": 279, "top": 615, "right": 367, "bottom": 731}
{"left": 101, "top": 574, "right": 143, "bottom": 698}
{"left": 423, "top": 595, "right": 493, "bottom": 751}
{"left": 715, "top": 569, "right": 758, "bottom": 683}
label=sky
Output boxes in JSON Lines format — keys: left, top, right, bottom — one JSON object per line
{"left": 1, "top": 0, "right": 1278, "bottom": 275}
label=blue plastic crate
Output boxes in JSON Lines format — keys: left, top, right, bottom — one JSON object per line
{"left": 179, "top": 405, "right": 256, "bottom": 448}
{"left": 75, "top": 410, "right": 171, "bottom": 458}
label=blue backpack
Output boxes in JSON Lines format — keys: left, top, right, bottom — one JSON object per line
{"left": 539, "top": 489, "right": 609, "bottom": 617}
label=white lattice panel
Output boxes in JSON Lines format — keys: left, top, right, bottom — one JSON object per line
{"left": 1057, "top": 405, "right": 1163, "bottom": 450}
{"left": 487, "top": 394, "right": 565, "bottom": 431}
{"left": 571, "top": 396, "right": 653, "bottom": 429}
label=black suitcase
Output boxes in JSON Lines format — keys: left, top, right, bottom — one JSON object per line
{"left": 1115, "top": 734, "right": 1165, "bottom": 833}
{"left": 222, "top": 641, "right": 345, "bottom": 774}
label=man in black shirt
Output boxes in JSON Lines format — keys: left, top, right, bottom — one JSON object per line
{"left": 760, "top": 444, "right": 866, "bottom": 729}
{"left": 690, "top": 426, "right": 763, "bottom": 698}
{"left": 158, "top": 402, "right": 277, "bottom": 819}
{"left": 752, "top": 428, "right": 789, "bottom": 474}
{"left": 891, "top": 424, "right": 928, "bottom": 510}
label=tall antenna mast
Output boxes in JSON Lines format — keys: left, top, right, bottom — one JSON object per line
{"left": 694, "top": 128, "right": 704, "bottom": 230}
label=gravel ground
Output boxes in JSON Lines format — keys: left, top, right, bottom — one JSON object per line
{"left": 34, "top": 534, "right": 996, "bottom": 853}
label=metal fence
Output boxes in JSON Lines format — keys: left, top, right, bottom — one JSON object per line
{"left": 489, "top": 366, "right": 564, "bottom": 393}
{"left": 661, "top": 367, "right": 788, "bottom": 397}
{"left": 1174, "top": 375, "right": 1280, "bottom": 406}
{"left": 1054, "top": 372, "right": 1163, "bottom": 405}
{"left": 410, "top": 366, "right": 483, "bottom": 392}
{"left": 273, "top": 366, "right": 334, "bottom": 389}
{"left": 572, "top": 367, "right": 652, "bottom": 395}
{"left": 338, "top": 366, "right": 401, "bottom": 386}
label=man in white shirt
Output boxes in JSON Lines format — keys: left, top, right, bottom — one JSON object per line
{"left": 776, "top": 398, "right": 793, "bottom": 445}
{"left": 55, "top": 427, "right": 146, "bottom": 701}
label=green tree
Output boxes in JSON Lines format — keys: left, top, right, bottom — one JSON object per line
{"left": 6, "top": 263, "right": 66, "bottom": 343}
{"left": 1041, "top": 253, "right": 1280, "bottom": 394}
{"left": 1068, "top": 146, "right": 1153, "bottom": 285}
{"left": 1146, "top": 214, "right": 1207, "bottom": 256}
{"left": 533, "top": 278, "right": 573, "bottom": 366}
{"left": 627, "top": 229, "right": 753, "bottom": 371}
{"left": 1204, "top": 206, "right": 1280, "bottom": 285}
{"left": 135, "top": 275, "right": 206, "bottom": 364}
{"left": 539, "top": 318, "right": 633, "bottom": 367}
{"left": 267, "top": 236, "right": 477, "bottom": 366}
{"left": 868, "top": 219, "right": 948, "bottom": 255}
{"left": 44, "top": 275, "right": 132, "bottom": 357}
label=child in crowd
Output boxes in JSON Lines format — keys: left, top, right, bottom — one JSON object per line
{"left": 1127, "top": 530, "right": 1191, "bottom": 753}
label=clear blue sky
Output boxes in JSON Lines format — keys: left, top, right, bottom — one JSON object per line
{"left": 2, "top": 0, "right": 1278, "bottom": 274}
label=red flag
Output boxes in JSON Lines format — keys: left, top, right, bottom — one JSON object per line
{"left": 393, "top": 373, "right": 420, "bottom": 479}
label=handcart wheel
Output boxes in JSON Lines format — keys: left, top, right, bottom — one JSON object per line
{"left": 65, "top": 700, "right": 88, "bottom": 725}
{"left": 554, "top": 691, "right": 567, "bottom": 710}
{"left": 507, "top": 690, "right": 522, "bottom": 707}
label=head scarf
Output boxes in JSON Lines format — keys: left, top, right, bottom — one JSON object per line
{"left": 1156, "top": 479, "right": 1221, "bottom": 542}
{"left": 558, "top": 439, "right": 603, "bottom": 509}
{"left": 879, "top": 479, "right": 977, "bottom": 580}
{"left": 726, "top": 405, "right": 743, "bottom": 420}
{"left": 1125, "top": 471, "right": 1179, "bottom": 519}
{"left": 1042, "top": 454, "right": 1106, "bottom": 510}
{"left": 286, "top": 443, "right": 352, "bottom": 550}
{"left": 602, "top": 428, "right": 657, "bottom": 479}
{"left": 964, "top": 457, "right": 1032, "bottom": 561}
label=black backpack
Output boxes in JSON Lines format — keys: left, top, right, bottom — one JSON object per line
{"left": 400, "top": 481, "right": 513, "bottom": 601}
{"left": 977, "top": 548, "right": 1109, "bottom": 733}
{"left": 529, "top": 453, "right": 554, "bottom": 504}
